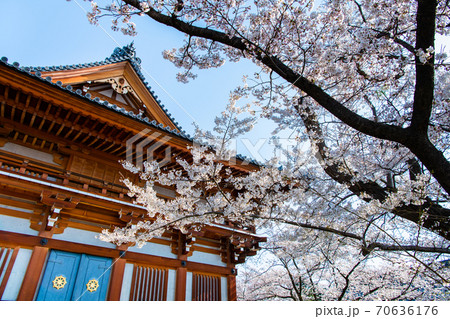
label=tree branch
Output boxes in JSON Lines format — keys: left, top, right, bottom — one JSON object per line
{"left": 297, "top": 103, "right": 450, "bottom": 240}
{"left": 254, "top": 215, "right": 363, "bottom": 241}
{"left": 123, "top": 0, "right": 408, "bottom": 143}
{"left": 338, "top": 258, "right": 365, "bottom": 300}
{"left": 255, "top": 215, "right": 450, "bottom": 254}
{"left": 410, "top": 0, "right": 436, "bottom": 134}
{"left": 365, "top": 242, "right": 450, "bottom": 255}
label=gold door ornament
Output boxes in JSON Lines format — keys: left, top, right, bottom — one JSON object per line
{"left": 86, "top": 279, "right": 99, "bottom": 292}
{"left": 52, "top": 275, "right": 67, "bottom": 290}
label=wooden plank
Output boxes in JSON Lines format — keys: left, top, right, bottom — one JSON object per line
{"left": 217, "top": 275, "right": 222, "bottom": 301}
{"left": 0, "top": 248, "right": 9, "bottom": 280}
{"left": 201, "top": 275, "right": 205, "bottom": 301}
{"left": 137, "top": 266, "right": 145, "bottom": 301}
{"left": 124, "top": 252, "right": 180, "bottom": 269}
{"left": 17, "top": 246, "right": 48, "bottom": 300}
{"left": 157, "top": 268, "right": 163, "bottom": 301}
{"left": 209, "top": 276, "right": 213, "bottom": 301}
{"left": 128, "top": 264, "right": 138, "bottom": 301}
{"left": 193, "top": 246, "right": 221, "bottom": 255}
{"left": 162, "top": 269, "right": 168, "bottom": 301}
{"left": 213, "top": 276, "right": 217, "bottom": 301}
{"left": 212, "top": 276, "right": 216, "bottom": 301}
{"left": 153, "top": 268, "right": 160, "bottom": 301}
{"left": 200, "top": 275, "right": 205, "bottom": 301}
{"left": 203, "top": 275, "right": 207, "bottom": 301}
{"left": 142, "top": 267, "right": 149, "bottom": 301}
{"left": 149, "top": 267, "right": 155, "bottom": 301}
{"left": 186, "top": 261, "right": 232, "bottom": 276}
{"left": 152, "top": 268, "right": 158, "bottom": 301}
{"left": 192, "top": 273, "right": 197, "bottom": 301}
{"left": 0, "top": 206, "right": 32, "bottom": 221}
{"left": 0, "top": 247, "right": 19, "bottom": 299}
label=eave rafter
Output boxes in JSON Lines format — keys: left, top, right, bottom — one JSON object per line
{"left": 0, "top": 70, "right": 190, "bottom": 165}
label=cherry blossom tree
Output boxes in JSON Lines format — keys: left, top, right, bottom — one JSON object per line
{"left": 237, "top": 224, "right": 450, "bottom": 300}
{"left": 73, "top": 0, "right": 450, "bottom": 298}
{"left": 81, "top": 0, "right": 449, "bottom": 239}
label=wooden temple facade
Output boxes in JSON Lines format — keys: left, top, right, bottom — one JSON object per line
{"left": 0, "top": 44, "right": 265, "bottom": 301}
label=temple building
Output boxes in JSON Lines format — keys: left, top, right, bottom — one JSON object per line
{"left": 0, "top": 44, "right": 265, "bottom": 301}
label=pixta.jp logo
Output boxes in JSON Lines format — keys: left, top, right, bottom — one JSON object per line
{"left": 126, "top": 129, "right": 173, "bottom": 169}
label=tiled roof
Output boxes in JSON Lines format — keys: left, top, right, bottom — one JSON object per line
{"left": 25, "top": 42, "right": 182, "bottom": 133}
{"left": 0, "top": 53, "right": 191, "bottom": 140}
{"left": 0, "top": 49, "right": 260, "bottom": 167}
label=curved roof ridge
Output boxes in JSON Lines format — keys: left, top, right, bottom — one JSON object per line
{"left": 23, "top": 43, "right": 182, "bottom": 132}
{"left": 109, "top": 41, "right": 141, "bottom": 67}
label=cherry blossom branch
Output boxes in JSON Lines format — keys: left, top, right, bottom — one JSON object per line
{"left": 296, "top": 102, "right": 450, "bottom": 240}
{"left": 374, "top": 30, "right": 415, "bottom": 54}
{"left": 337, "top": 257, "right": 366, "bottom": 301}
{"left": 280, "top": 257, "right": 303, "bottom": 301}
{"left": 255, "top": 215, "right": 363, "bottom": 241}
{"left": 120, "top": 0, "right": 450, "bottom": 197}
{"left": 122, "top": 1, "right": 406, "bottom": 138}
{"left": 365, "top": 242, "right": 450, "bottom": 255}
{"left": 254, "top": 215, "right": 450, "bottom": 255}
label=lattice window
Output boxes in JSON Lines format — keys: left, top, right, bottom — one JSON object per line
{"left": 192, "top": 273, "right": 222, "bottom": 301}
{"left": 129, "top": 265, "right": 168, "bottom": 301}
{"left": 0, "top": 247, "right": 19, "bottom": 299}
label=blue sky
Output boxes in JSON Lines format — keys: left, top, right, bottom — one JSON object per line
{"left": 0, "top": 0, "right": 279, "bottom": 160}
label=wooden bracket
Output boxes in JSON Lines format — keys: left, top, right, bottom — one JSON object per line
{"left": 221, "top": 235, "right": 261, "bottom": 264}
{"left": 37, "top": 190, "right": 80, "bottom": 232}
{"left": 0, "top": 122, "right": 14, "bottom": 137}
{"left": 40, "top": 190, "right": 80, "bottom": 209}
{"left": 118, "top": 209, "right": 151, "bottom": 224}
{"left": 170, "top": 231, "right": 195, "bottom": 257}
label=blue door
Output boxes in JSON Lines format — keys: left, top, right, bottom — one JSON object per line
{"left": 72, "top": 254, "right": 112, "bottom": 301}
{"left": 36, "top": 251, "right": 81, "bottom": 301}
{"left": 36, "top": 250, "right": 112, "bottom": 301}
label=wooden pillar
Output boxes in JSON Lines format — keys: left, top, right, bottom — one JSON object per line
{"left": 227, "top": 274, "right": 237, "bottom": 301}
{"left": 224, "top": 239, "right": 237, "bottom": 301}
{"left": 174, "top": 232, "right": 188, "bottom": 301}
{"left": 175, "top": 265, "right": 187, "bottom": 301}
{"left": 17, "top": 246, "right": 48, "bottom": 301}
{"left": 107, "top": 257, "right": 126, "bottom": 301}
